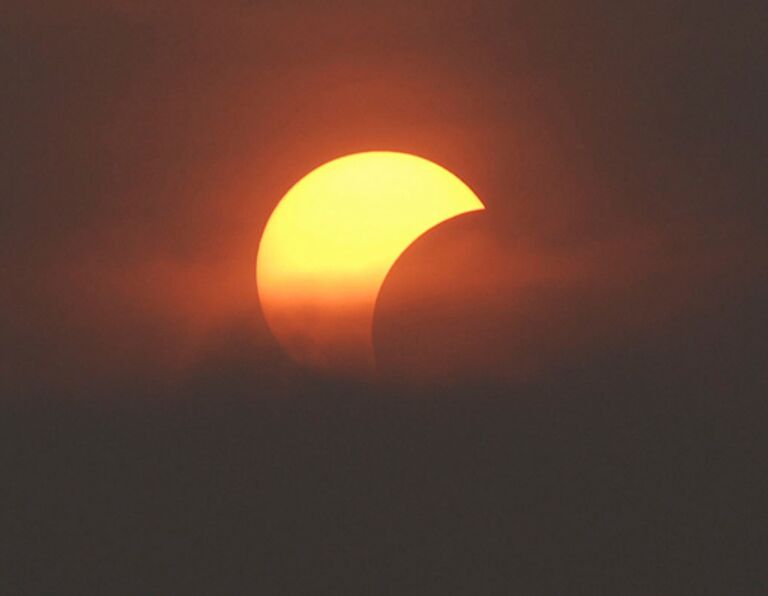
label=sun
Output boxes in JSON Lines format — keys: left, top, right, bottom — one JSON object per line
{"left": 256, "top": 151, "right": 484, "bottom": 375}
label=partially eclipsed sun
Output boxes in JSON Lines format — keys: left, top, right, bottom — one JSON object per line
{"left": 256, "top": 151, "right": 484, "bottom": 375}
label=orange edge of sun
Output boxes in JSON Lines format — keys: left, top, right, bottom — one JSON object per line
{"left": 256, "top": 151, "right": 485, "bottom": 376}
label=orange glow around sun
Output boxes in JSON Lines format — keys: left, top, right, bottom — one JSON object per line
{"left": 256, "top": 151, "right": 484, "bottom": 375}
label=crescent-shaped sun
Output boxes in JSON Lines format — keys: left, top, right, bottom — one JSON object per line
{"left": 256, "top": 151, "right": 484, "bottom": 375}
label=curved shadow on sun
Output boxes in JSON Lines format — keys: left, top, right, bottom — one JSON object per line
{"left": 371, "top": 210, "right": 496, "bottom": 381}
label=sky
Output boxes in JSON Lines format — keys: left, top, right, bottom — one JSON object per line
{"left": 2, "top": 1, "right": 767, "bottom": 593}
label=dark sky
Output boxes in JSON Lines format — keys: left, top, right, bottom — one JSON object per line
{"left": 2, "top": 1, "right": 766, "bottom": 593}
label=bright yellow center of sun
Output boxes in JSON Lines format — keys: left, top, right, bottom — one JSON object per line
{"left": 257, "top": 151, "right": 484, "bottom": 374}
